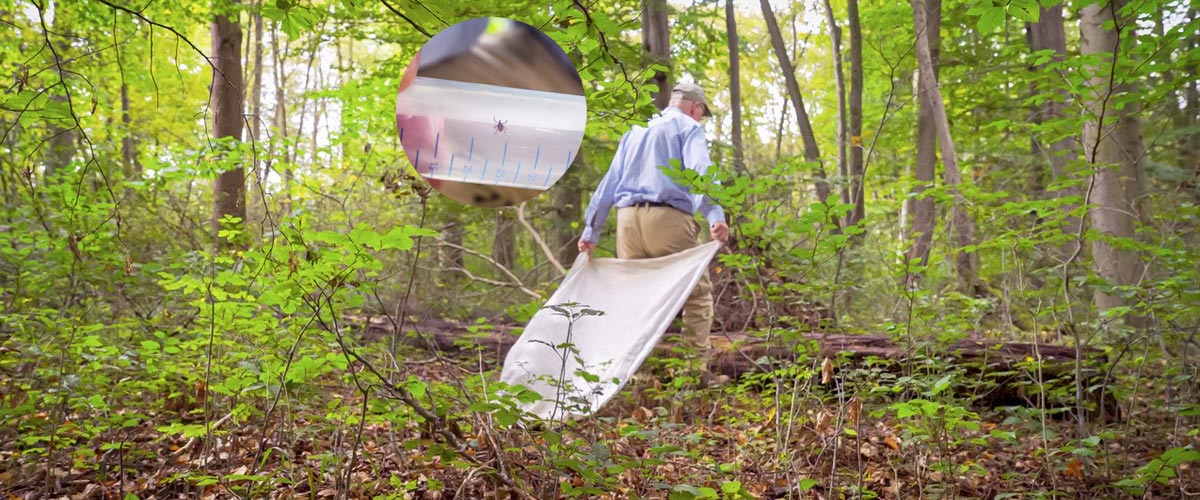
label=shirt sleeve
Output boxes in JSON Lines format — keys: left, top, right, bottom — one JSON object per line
{"left": 681, "top": 127, "right": 726, "bottom": 225}
{"left": 580, "top": 135, "right": 627, "bottom": 243}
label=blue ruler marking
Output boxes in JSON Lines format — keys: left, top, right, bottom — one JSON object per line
{"left": 448, "top": 155, "right": 455, "bottom": 176}
{"left": 545, "top": 149, "right": 571, "bottom": 187}
{"left": 513, "top": 162, "right": 521, "bottom": 183}
{"left": 481, "top": 159, "right": 488, "bottom": 181}
{"left": 433, "top": 132, "right": 440, "bottom": 157}
{"left": 533, "top": 146, "right": 540, "bottom": 171}
{"left": 468, "top": 137, "right": 474, "bottom": 161}
{"left": 501, "top": 143, "right": 508, "bottom": 166}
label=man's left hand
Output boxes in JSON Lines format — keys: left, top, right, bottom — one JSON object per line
{"left": 578, "top": 239, "right": 596, "bottom": 261}
{"left": 711, "top": 222, "right": 729, "bottom": 244}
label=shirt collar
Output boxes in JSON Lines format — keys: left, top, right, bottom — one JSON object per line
{"left": 662, "top": 105, "right": 699, "bottom": 125}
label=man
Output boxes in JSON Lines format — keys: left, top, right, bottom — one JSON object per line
{"left": 577, "top": 82, "right": 730, "bottom": 372}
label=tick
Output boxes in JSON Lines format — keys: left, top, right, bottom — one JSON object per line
{"left": 492, "top": 117, "right": 507, "bottom": 134}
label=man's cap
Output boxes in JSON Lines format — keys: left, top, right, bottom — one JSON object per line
{"left": 672, "top": 82, "right": 713, "bottom": 117}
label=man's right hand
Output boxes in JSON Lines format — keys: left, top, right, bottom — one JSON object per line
{"left": 710, "top": 221, "right": 730, "bottom": 244}
{"left": 578, "top": 239, "right": 596, "bottom": 261}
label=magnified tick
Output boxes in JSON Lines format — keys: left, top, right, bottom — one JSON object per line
{"left": 493, "top": 117, "right": 507, "bottom": 134}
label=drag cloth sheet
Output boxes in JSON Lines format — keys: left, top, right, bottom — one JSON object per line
{"left": 499, "top": 241, "right": 721, "bottom": 418}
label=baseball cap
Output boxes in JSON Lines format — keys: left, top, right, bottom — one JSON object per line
{"left": 672, "top": 82, "right": 713, "bottom": 117}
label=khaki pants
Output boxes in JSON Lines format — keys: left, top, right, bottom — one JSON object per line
{"left": 615, "top": 206, "right": 714, "bottom": 353}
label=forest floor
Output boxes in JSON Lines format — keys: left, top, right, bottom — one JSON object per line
{"left": 1, "top": 329, "right": 1196, "bottom": 500}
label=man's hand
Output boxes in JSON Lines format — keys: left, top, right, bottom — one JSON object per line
{"left": 710, "top": 221, "right": 730, "bottom": 244}
{"left": 578, "top": 239, "right": 596, "bottom": 261}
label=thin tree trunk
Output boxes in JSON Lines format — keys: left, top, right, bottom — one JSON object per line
{"left": 493, "top": 210, "right": 517, "bottom": 273}
{"left": 760, "top": 0, "right": 832, "bottom": 206}
{"left": 271, "top": 27, "right": 291, "bottom": 216}
{"left": 443, "top": 223, "right": 464, "bottom": 269}
{"left": 248, "top": 0, "right": 265, "bottom": 230}
{"left": 1026, "top": 4, "right": 1080, "bottom": 259}
{"left": 905, "top": 0, "right": 940, "bottom": 283}
{"left": 774, "top": 99, "right": 788, "bottom": 163}
{"left": 642, "top": 0, "right": 672, "bottom": 110}
{"left": 211, "top": 0, "right": 246, "bottom": 244}
{"left": 726, "top": 0, "right": 746, "bottom": 175}
{"left": 120, "top": 83, "right": 139, "bottom": 179}
{"left": 1181, "top": 7, "right": 1199, "bottom": 198}
{"left": 1080, "top": 0, "right": 1143, "bottom": 318}
{"left": 846, "top": 0, "right": 864, "bottom": 228}
{"left": 821, "top": 0, "right": 849, "bottom": 208}
{"left": 43, "top": 42, "right": 76, "bottom": 181}
{"left": 554, "top": 162, "right": 583, "bottom": 264}
{"left": 911, "top": 0, "right": 978, "bottom": 292}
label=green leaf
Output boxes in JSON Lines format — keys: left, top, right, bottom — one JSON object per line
{"left": 976, "top": 7, "right": 1005, "bottom": 32}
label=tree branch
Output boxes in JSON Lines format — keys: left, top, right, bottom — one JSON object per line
{"left": 516, "top": 202, "right": 567, "bottom": 277}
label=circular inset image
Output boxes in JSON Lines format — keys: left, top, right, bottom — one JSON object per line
{"left": 395, "top": 17, "right": 586, "bottom": 208}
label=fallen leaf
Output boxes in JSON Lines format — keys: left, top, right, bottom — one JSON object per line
{"left": 1063, "top": 459, "right": 1084, "bottom": 479}
{"left": 884, "top": 434, "right": 901, "bottom": 451}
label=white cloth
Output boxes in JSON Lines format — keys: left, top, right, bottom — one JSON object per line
{"left": 499, "top": 241, "right": 721, "bottom": 419}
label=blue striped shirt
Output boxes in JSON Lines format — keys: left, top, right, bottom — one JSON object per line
{"left": 580, "top": 107, "right": 726, "bottom": 243}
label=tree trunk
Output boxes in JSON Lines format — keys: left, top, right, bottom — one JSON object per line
{"left": 442, "top": 223, "right": 464, "bottom": 269}
{"left": 1026, "top": 4, "right": 1080, "bottom": 259}
{"left": 642, "top": 0, "right": 672, "bottom": 111}
{"left": 1181, "top": 7, "right": 1199, "bottom": 199}
{"left": 120, "top": 83, "right": 139, "bottom": 179}
{"left": 725, "top": 0, "right": 747, "bottom": 175}
{"left": 44, "top": 47, "right": 76, "bottom": 181}
{"left": 493, "top": 209, "right": 517, "bottom": 273}
{"left": 554, "top": 161, "right": 583, "bottom": 265}
{"left": 846, "top": 0, "right": 864, "bottom": 228}
{"left": 905, "top": 0, "right": 940, "bottom": 283}
{"left": 911, "top": 0, "right": 978, "bottom": 292}
{"left": 248, "top": 0, "right": 265, "bottom": 231}
{"left": 211, "top": 0, "right": 246, "bottom": 242}
{"left": 1080, "top": 0, "right": 1144, "bottom": 318}
{"left": 759, "top": 0, "right": 832, "bottom": 206}
{"left": 271, "top": 26, "right": 291, "bottom": 216}
{"left": 820, "top": 0, "right": 849, "bottom": 209}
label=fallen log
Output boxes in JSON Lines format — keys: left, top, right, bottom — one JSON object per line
{"left": 344, "top": 315, "right": 1115, "bottom": 416}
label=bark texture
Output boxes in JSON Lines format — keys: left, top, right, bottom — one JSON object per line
{"left": 642, "top": 0, "right": 672, "bottom": 110}
{"left": 726, "top": 0, "right": 746, "bottom": 175}
{"left": 905, "top": 0, "right": 940, "bottom": 280}
{"left": 846, "top": 0, "right": 864, "bottom": 228}
{"left": 1080, "top": 0, "right": 1144, "bottom": 317}
{"left": 211, "top": 0, "right": 246, "bottom": 239}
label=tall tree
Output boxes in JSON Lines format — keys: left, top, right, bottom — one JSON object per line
{"left": 1080, "top": 0, "right": 1144, "bottom": 317}
{"left": 1026, "top": 4, "right": 1080, "bottom": 257}
{"left": 725, "top": 0, "right": 746, "bottom": 175}
{"left": 904, "top": 0, "right": 940, "bottom": 280}
{"left": 846, "top": 0, "right": 865, "bottom": 228}
{"left": 911, "top": 0, "right": 979, "bottom": 291}
{"left": 1181, "top": 7, "right": 1199, "bottom": 198}
{"left": 211, "top": 0, "right": 247, "bottom": 241}
{"left": 820, "top": 0, "right": 849, "bottom": 210}
{"left": 248, "top": 0, "right": 266, "bottom": 230}
{"left": 642, "top": 0, "right": 672, "bottom": 110}
{"left": 759, "top": 0, "right": 832, "bottom": 205}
